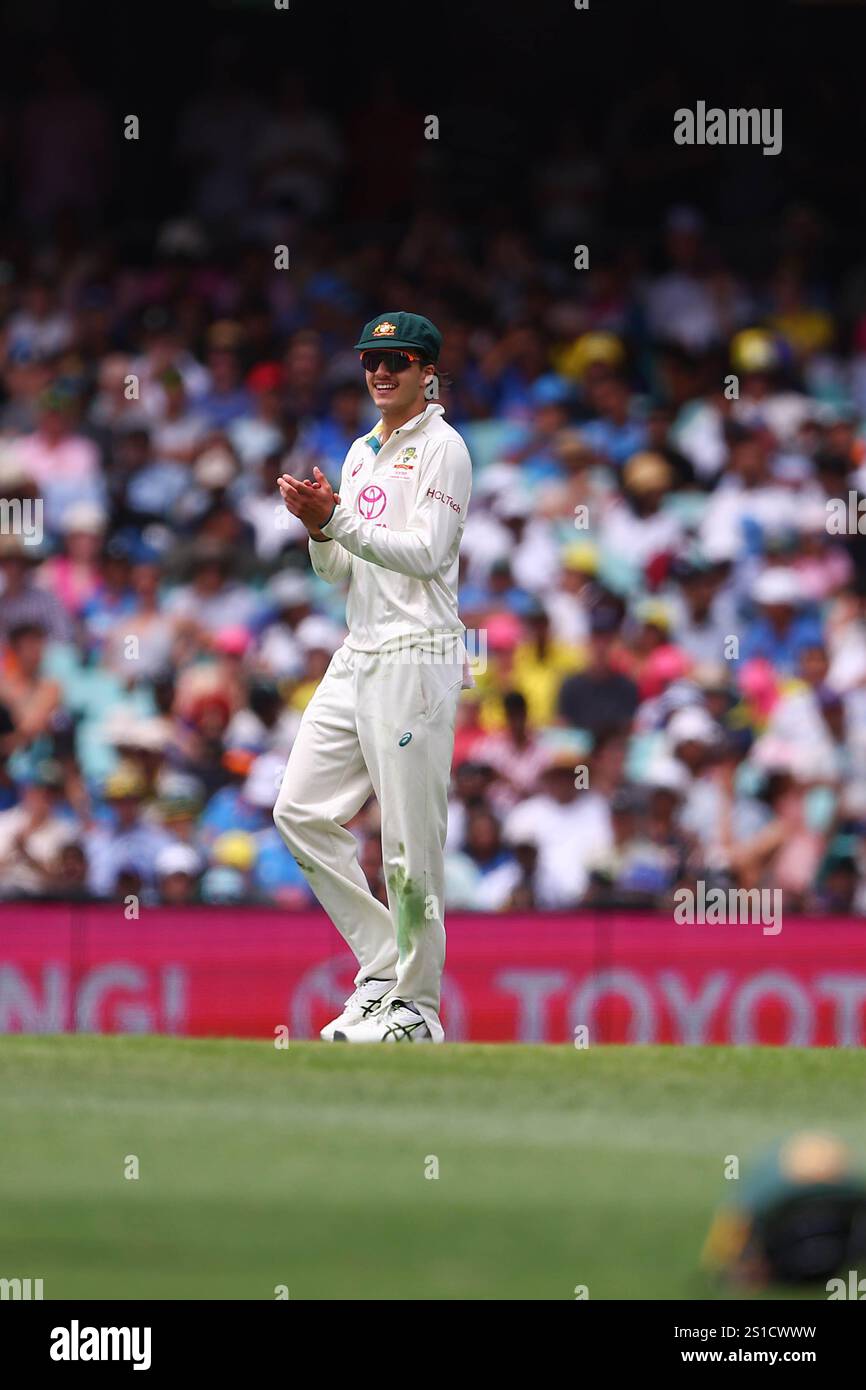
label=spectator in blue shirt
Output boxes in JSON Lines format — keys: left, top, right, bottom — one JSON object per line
{"left": 581, "top": 373, "right": 648, "bottom": 466}
{"left": 197, "top": 328, "right": 253, "bottom": 428}
{"left": 739, "top": 567, "right": 824, "bottom": 675}
{"left": 86, "top": 761, "right": 173, "bottom": 898}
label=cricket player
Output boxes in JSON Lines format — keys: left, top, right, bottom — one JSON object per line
{"left": 274, "top": 313, "right": 472, "bottom": 1042}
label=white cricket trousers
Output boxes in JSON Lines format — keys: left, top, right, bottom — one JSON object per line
{"left": 273, "top": 642, "right": 463, "bottom": 1042}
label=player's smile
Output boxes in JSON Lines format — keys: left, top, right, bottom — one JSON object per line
{"left": 367, "top": 367, "right": 415, "bottom": 413}
{"left": 372, "top": 376, "right": 398, "bottom": 394}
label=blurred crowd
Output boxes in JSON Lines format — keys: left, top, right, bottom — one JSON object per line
{"left": 2, "top": 55, "right": 866, "bottom": 914}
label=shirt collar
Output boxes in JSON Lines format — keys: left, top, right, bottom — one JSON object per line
{"left": 365, "top": 402, "right": 444, "bottom": 451}
{"left": 364, "top": 420, "right": 384, "bottom": 454}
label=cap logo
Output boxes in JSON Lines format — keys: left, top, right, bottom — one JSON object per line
{"left": 373, "top": 321, "right": 397, "bottom": 337}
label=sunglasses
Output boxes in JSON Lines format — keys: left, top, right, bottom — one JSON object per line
{"left": 360, "top": 350, "right": 421, "bottom": 374}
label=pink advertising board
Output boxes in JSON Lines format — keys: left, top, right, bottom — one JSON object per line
{"left": 1, "top": 904, "right": 865, "bottom": 1045}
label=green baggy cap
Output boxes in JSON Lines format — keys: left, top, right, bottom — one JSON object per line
{"left": 354, "top": 312, "right": 442, "bottom": 364}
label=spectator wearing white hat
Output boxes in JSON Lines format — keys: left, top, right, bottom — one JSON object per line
{"left": 665, "top": 705, "right": 773, "bottom": 873}
{"left": 155, "top": 841, "right": 202, "bottom": 905}
{"left": 740, "top": 567, "right": 824, "bottom": 674}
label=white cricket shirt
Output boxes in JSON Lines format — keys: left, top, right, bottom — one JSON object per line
{"left": 308, "top": 403, "right": 472, "bottom": 653}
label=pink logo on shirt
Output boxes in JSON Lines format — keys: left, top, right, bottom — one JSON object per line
{"left": 351, "top": 459, "right": 364, "bottom": 477}
{"left": 357, "top": 485, "right": 387, "bottom": 519}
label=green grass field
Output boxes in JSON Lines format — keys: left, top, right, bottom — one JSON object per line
{"left": 1, "top": 1037, "right": 865, "bottom": 1300}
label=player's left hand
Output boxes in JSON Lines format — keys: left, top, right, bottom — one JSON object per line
{"left": 278, "top": 467, "right": 340, "bottom": 531}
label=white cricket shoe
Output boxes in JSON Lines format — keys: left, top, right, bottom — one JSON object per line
{"left": 334, "top": 999, "right": 431, "bottom": 1043}
{"left": 320, "top": 978, "right": 394, "bottom": 1041}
